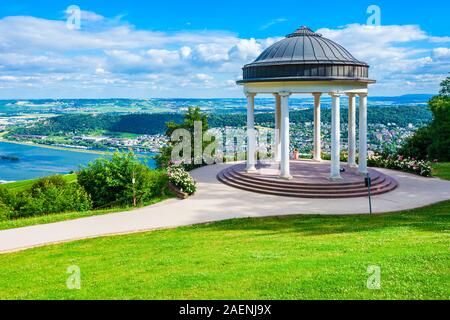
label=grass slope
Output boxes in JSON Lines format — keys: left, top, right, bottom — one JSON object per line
{"left": 0, "top": 174, "right": 173, "bottom": 230}
{"left": 0, "top": 195, "right": 172, "bottom": 231}
{"left": 0, "top": 201, "right": 449, "bottom": 300}
{"left": 3, "top": 174, "right": 77, "bottom": 192}
{"left": 433, "top": 163, "right": 450, "bottom": 181}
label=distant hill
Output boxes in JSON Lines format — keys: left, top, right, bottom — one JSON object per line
{"left": 0, "top": 96, "right": 434, "bottom": 115}
{"left": 9, "top": 105, "right": 433, "bottom": 136}
{"left": 398, "top": 94, "right": 434, "bottom": 99}
{"left": 370, "top": 94, "right": 434, "bottom": 103}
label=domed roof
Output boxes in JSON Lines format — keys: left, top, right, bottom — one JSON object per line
{"left": 238, "top": 26, "right": 371, "bottom": 83}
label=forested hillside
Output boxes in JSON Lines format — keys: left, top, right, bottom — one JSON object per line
{"left": 9, "top": 105, "right": 432, "bottom": 136}
{"left": 211, "top": 105, "right": 432, "bottom": 128}
{"left": 11, "top": 114, "right": 117, "bottom": 135}
{"left": 111, "top": 114, "right": 184, "bottom": 134}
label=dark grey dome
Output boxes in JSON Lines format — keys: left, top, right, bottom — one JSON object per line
{"left": 238, "top": 26, "right": 372, "bottom": 83}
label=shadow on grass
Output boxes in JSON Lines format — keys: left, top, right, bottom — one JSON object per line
{"left": 194, "top": 201, "right": 450, "bottom": 237}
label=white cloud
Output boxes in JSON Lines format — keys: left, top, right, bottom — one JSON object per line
{"left": 80, "top": 10, "right": 105, "bottom": 22}
{"left": 106, "top": 50, "right": 142, "bottom": 63}
{"left": 0, "top": 14, "right": 448, "bottom": 98}
{"left": 317, "top": 24, "right": 428, "bottom": 64}
{"left": 146, "top": 49, "right": 181, "bottom": 66}
{"left": 429, "top": 36, "right": 450, "bottom": 43}
{"left": 193, "top": 43, "right": 229, "bottom": 63}
{"left": 194, "top": 73, "right": 213, "bottom": 81}
{"left": 260, "top": 18, "right": 288, "bottom": 30}
{"left": 95, "top": 67, "right": 107, "bottom": 74}
{"left": 229, "top": 38, "right": 262, "bottom": 61}
{"left": 180, "top": 46, "right": 192, "bottom": 58}
{"left": 433, "top": 48, "right": 450, "bottom": 59}
{"left": 63, "top": 8, "right": 105, "bottom": 22}
{"left": 317, "top": 24, "right": 450, "bottom": 95}
{"left": 0, "top": 76, "right": 19, "bottom": 81}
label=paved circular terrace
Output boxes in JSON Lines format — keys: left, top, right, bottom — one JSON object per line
{"left": 1, "top": 162, "right": 450, "bottom": 253}
{"left": 217, "top": 161, "right": 398, "bottom": 198}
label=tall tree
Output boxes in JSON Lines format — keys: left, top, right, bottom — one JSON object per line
{"left": 155, "top": 107, "right": 209, "bottom": 169}
{"left": 400, "top": 76, "right": 450, "bottom": 161}
{"left": 439, "top": 74, "right": 450, "bottom": 97}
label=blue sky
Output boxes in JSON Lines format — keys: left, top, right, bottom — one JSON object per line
{"left": 0, "top": 0, "right": 449, "bottom": 98}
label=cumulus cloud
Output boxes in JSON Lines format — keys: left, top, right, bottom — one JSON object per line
{"left": 0, "top": 11, "right": 276, "bottom": 97}
{"left": 194, "top": 73, "right": 214, "bottom": 83}
{"left": 317, "top": 24, "right": 428, "bottom": 63}
{"left": 0, "top": 75, "right": 20, "bottom": 81}
{"left": 229, "top": 39, "right": 262, "bottom": 61}
{"left": 63, "top": 8, "right": 105, "bottom": 22}
{"left": 180, "top": 46, "right": 192, "bottom": 58}
{"left": 433, "top": 48, "right": 450, "bottom": 59}
{"left": 317, "top": 24, "right": 450, "bottom": 95}
{"left": 0, "top": 13, "right": 448, "bottom": 98}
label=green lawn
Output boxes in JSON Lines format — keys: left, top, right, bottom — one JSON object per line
{"left": 433, "top": 162, "right": 450, "bottom": 181}
{"left": 0, "top": 174, "right": 173, "bottom": 230}
{"left": 0, "top": 195, "right": 172, "bottom": 231}
{"left": 3, "top": 174, "right": 77, "bottom": 192}
{"left": 0, "top": 201, "right": 449, "bottom": 300}
{"left": 2, "top": 162, "right": 447, "bottom": 231}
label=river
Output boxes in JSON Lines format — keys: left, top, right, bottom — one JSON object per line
{"left": 0, "top": 141, "right": 156, "bottom": 182}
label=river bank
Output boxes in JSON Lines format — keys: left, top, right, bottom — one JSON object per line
{"left": 0, "top": 138, "right": 153, "bottom": 158}
{"left": 0, "top": 141, "right": 156, "bottom": 181}
{"left": 0, "top": 138, "right": 113, "bottom": 156}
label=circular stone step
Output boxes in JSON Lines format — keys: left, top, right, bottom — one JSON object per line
{"left": 217, "top": 161, "right": 398, "bottom": 199}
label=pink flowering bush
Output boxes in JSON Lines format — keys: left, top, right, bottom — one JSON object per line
{"left": 167, "top": 165, "right": 197, "bottom": 195}
{"left": 368, "top": 154, "right": 432, "bottom": 177}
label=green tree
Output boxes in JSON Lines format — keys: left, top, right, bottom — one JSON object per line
{"left": 78, "top": 152, "right": 168, "bottom": 208}
{"left": 0, "top": 198, "right": 11, "bottom": 221}
{"left": 400, "top": 76, "right": 450, "bottom": 161}
{"left": 439, "top": 74, "right": 450, "bottom": 97}
{"left": 155, "top": 107, "right": 210, "bottom": 170}
{"left": 0, "top": 176, "right": 92, "bottom": 219}
{"left": 427, "top": 95, "right": 450, "bottom": 160}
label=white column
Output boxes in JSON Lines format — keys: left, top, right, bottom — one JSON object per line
{"left": 279, "top": 92, "right": 292, "bottom": 180}
{"left": 274, "top": 93, "right": 281, "bottom": 162}
{"left": 246, "top": 93, "right": 257, "bottom": 172}
{"left": 358, "top": 93, "right": 368, "bottom": 174}
{"left": 313, "top": 93, "right": 322, "bottom": 162}
{"left": 329, "top": 92, "right": 342, "bottom": 181}
{"left": 347, "top": 93, "right": 357, "bottom": 168}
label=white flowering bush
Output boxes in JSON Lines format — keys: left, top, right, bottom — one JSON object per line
{"left": 368, "top": 154, "right": 432, "bottom": 177}
{"left": 167, "top": 165, "right": 197, "bottom": 195}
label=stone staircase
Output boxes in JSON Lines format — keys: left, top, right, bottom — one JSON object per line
{"left": 217, "top": 163, "right": 398, "bottom": 199}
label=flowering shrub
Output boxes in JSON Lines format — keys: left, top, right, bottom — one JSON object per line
{"left": 321, "top": 151, "right": 348, "bottom": 162}
{"left": 167, "top": 165, "right": 197, "bottom": 195}
{"left": 368, "top": 154, "right": 433, "bottom": 177}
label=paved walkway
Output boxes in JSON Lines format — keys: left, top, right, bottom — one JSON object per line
{"left": 1, "top": 162, "right": 450, "bottom": 253}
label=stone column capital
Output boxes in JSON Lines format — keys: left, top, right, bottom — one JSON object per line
{"left": 278, "top": 91, "right": 291, "bottom": 97}
{"left": 346, "top": 92, "right": 357, "bottom": 98}
{"left": 358, "top": 92, "right": 368, "bottom": 98}
{"left": 329, "top": 92, "right": 343, "bottom": 97}
{"left": 245, "top": 92, "right": 257, "bottom": 98}
{"left": 312, "top": 92, "right": 322, "bottom": 98}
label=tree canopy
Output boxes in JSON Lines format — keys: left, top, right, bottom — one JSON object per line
{"left": 400, "top": 76, "right": 450, "bottom": 161}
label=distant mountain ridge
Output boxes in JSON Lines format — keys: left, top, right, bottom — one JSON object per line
{"left": 0, "top": 95, "right": 434, "bottom": 116}
{"left": 9, "top": 105, "right": 432, "bottom": 136}
{"left": 371, "top": 94, "right": 434, "bottom": 102}
{"left": 398, "top": 94, "right": 434, "bottom": 99}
